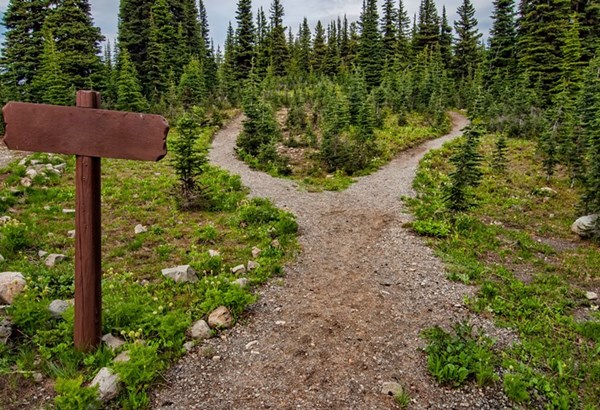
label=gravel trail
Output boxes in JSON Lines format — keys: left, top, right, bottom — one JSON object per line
{"left": 152, "top": 113, "right": 511, "bottom": 409}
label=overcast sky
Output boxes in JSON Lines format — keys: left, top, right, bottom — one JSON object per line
{"left": 0, "top": 0, "right": 494, "bottom": 48}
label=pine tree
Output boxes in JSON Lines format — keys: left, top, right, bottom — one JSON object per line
{"left": 414, "top": 0, "right": 440, "bottom": 52}
{"left": 101, "top": 42, "right": 118, "bottom": 107}
{"left": 324, "top": 22, "right": 340, "bottom": 76}
{"left": 439, "top": 6, "right": 453, "bottom": 67}
{"left": 312, "top": 21, "right": 327, "bottom": 74}
{"left": 116, "top": 48, "right": 148, "bottom": 112}
{"left": 234, "top": 0, "right": 255, "bottom": 81}
{"left": 179, "top": 0, "right": 202, "bottom": 59}
{"left": 396, "top": 0, "right": 411, "bottom": 62}
{"left": 145, "top": 13, "right": 169, "bottom": 101}
{"left": 220, "top": 22, "right": 238, "bottom": 103}
{"left": 492, "top": 133, "right": 509, "bottom": 172}
{"left": 31, "top": 26, "right": 74, "bottom": 106}
{"left": 118, "top": 0, "right": 152, "bottom": 86}
{"left": 580, "top": 54, "right": 600, "bottom": 216}
{"left": 298, "top": 18, "right": 312, "bottom": 74}
{"left": 179, "top": 58, "right": 205, "bottom": 108}
{"left": 574, "top": 0, "right": 600, "bottom": 62}
{"left": 254, "top": 7, "right": 270, "bottom": 79}
{"left": 0, "top": 0, "right": 49, "bottom": 100}
{"left": 268, "top": 0, "right": 289, "bottom": 76}
{"left": 453, "top": 0, "right": 482, "bottom": 81}
{"left": 358, "top": 0, "right": 383, "bottom": 88}
{"left": 381, "top": 0, "right": 398, "bottom": 65}
{"left": 487, "top": 0, "right": 516, "bottom": 78}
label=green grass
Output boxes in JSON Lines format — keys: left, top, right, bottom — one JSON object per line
{"left": 0, "top": 131, "right": 298, "bottom": 408}
{"left": 408, "top": 134, "right": 600, "bottom": 409}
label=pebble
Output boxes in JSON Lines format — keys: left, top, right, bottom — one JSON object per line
{"left": 44, "top": 254, "right": 66, "bottom": 267}
{"left": 134, "top": 224, "right": 147, "bottom": 235}
{"left": 102, "top": 333, "right": 126, "bottom": 351}
{"left": 275, "top": 321, "right": 286, "bottom": 326}
{"left": 251, "top": 247, "right": 262, "bottom": 258}
{"left": 189, "top": 319, "right": 212, "bottom": 341}
{"left": 209, "top": 249, "right": 221, "bottom": 257}
{"left": 231, "top": 264, "right": 246, "bottom": 275}
{"left": 586, "top": 291, "right": 598, "bottom": 301}
{"left": 62, "top": 209, "right": 76, "bottom": 214}
{"left": 67, "top": 230, "right": 76, "bottom": 238}
{"left": 245, "top": 340, "right": 259, "bottom": 350}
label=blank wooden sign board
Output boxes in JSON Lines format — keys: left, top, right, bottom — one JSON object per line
{"left": 2, "top": 91, "right": 169, "bottom": 351}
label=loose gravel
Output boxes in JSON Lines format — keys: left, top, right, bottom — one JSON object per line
{"left": 153, "top": 113, "right": 512, "bottom": 409}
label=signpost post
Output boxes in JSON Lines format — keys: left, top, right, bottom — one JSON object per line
{"left": 2, "top": 91, "right": 169, "bottom": 351}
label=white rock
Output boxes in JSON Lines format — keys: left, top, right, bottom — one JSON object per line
{"left": 275, "top": 321, "right": 286, "bottom": 326}
{"left": 251, "top": 247, "right": 262, "bottom": 258}
{"left": 48, "top": 299, "right": 71, "bottom": 318}
{"left": 25, "top": 168, "right": 38, "bottom": 178}
{"left": 0, "top": 216, "right": 12, "bottom": 225}
{"left": 45, "top": 254, "right": 66, "bottom": 267}
{"left": 18, "top": 158, "right": 27, "bottom": 166}
{"left": 161, "top": 265, "right": 198, "bottom": 283}
{"left": 0, "top": 318, "right": 11, "bottom": 344}
{"left": 231, "top": 264, "right": 246, "bottom": 275}
{"left": 43, "top": 206, "right": 51, "bottom": 211}
{"left": 114, "top": 351, "right": 130, "bottom": 363}
{"left": 102, "top": 334, "right": 126, "bottom": 351}
{"left": 245, "top": 340, "right": 258, "bottom": 350}
{"left": 0, "top": 272, "right": 27, "bottom": 305}
{"left": 208, "top": 306, "right": 234, "bottom": 329}
{"left": 32, "top": 372, "right": 44, "bottom": 383}
{"left": 20, "top": 177, "right": 32, "bottom": 187}
{"left": 572, "top": 215, "right": 599, "bottom": 238}
{"left": 62, "top": 209, "right": 76, "bottom": 214}
{"left": 183, "top": 341, "right": 195, "bottom": 352}
{"left": 539, "top": 187, "right": 557, "bottom": 196}
{"left": 134, "top": 224, "right": 147, "bottom": 235}
{"left": 208, "top": 249, "right": 220, "bottom": 258}
{"left": 586, "top": 291, "right": 598, "bottom": 301}
{"left": 271, "top": 239, "right": 281, "bottom": 249}
{"left": 247, "top": 261, "right": 260, "bottom": 271}
{"left": 67, "top": 230, "right": 76, "bottom": 239}
{"left": 381, "top": 382, "right": 404, "bottom": 396}
{"left": 38, "top": 250, "right": 48, "bottom": 258}
{"left": 212, "top": 355, "right": 221, "bottom": 362}
{"left": 54, "top": 163, "right": 67, "bottom": 172}
{"left": 90, "top": 367, "right": 121, "bottom": 402}
{"left": 189, "top": 319, "right": 212, "bottom": 341}
{"left": 232, "top": 278, "right": 249, "bottom": 288}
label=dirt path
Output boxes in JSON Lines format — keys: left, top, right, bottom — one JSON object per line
{"left": 152, "top": 114, "right": 510, "bottom": 409}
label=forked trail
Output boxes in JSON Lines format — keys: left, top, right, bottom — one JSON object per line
{"left": 153, "top": 113, "right": 510, "bottom": 409}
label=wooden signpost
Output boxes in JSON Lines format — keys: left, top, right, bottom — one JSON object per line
{"left": 2, "top": 91, "right": 169, "bottom": 351}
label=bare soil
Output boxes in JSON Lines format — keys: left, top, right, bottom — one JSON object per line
{"left": 151, "top": 113, "right": 512, "bottom": 409}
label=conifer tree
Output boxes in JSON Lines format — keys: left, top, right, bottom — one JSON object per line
{"left": 31, "top": 26, "right": 74, "bottom": 106}
{"left": 179, "top": 0, "right": 202, "bottom": 58}
{"left": 116, "top": 48, "right": 148, "bottom": 112}
{"left": 396, "top": 0, "right": 411, "bottom": 62}
{"left": 220, "top": 22, "right": 238, "bottom": 103}
{"left": 324, "top": 22, "right": 341, "bottom": 77}
{"left": 453, "top": 0, "right": 482, "bottom": 81}
{"left": 268, "top": 0, "right": 289, "bottom": 76}
{"left": 487, "top": 0, "right": 516, "bottom": 78}
{"left": 358, "top": 0, "right": 383, "bottom": 88}
{"left": 118, "top": 0, "right": 152, "bottom": 86}
{"left": 574, "top": 0, "right": 600, "bottom": 61}
{"left": 179, "top": 58, "right": 205, "bottom": 108}
{"left": 580, "top": 54, "right": 600, "bottom": 215}
{"left": 298, "top": 18, "right": 312, "bottom": 74}
{"left": 234, "top": 0, "right": 255, "bottom": 81}
{"left": 0, "top": 0, "right": 49, "bottom": 100}
{"left": 312, "top": 21, "right": 327, "bottom": 74}
{"left": 101, "top": 42, "right": 118, "bottom": 107}
{"left": 439, "top": 6, "right": 453, "bottom": 67}
{"left": 255, "top": 7, "right": 270, "bottom": 79}
{"left": 381, "top": 0, "right": 398, "bottom": 65}
{"left": 414, "top": 0, "right": 440, "bottom": 52}
{"left": 145, "top": 13, "right": 169, "bottom": 100}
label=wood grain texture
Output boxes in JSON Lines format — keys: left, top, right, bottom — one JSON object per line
{"left": 2, "top": 101, "right": 169, "bottom": 161}
{"left": 74, "top": 91, "right": 103, "bottom": 352}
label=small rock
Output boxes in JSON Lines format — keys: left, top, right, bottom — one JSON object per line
{"left": 232, "top": 278, "right": 249, "bottom": 288}
{"left": 183, "top": 341, "right": 195, "bottom": 352}
{"left": 54, "top": 163, "right": 66, "bottom": 172}
{"left": 67, "top": 230, "right": 76, "bottom": 239}
{"left": 48, "top": 299, "right": 71, "bottom": 318}
{"left": 208, "top": 249, "right": 220, "bottom": 258}
{"left": 0, "top": 272, "right": 27, "bottom": 305}
{"left": 45, "top": 254, "right": 66, "bottom": 267}
{"left": 586, "top": 291, "right": 598, "bottom": 301}
{"left": 539, "top": 187, "right": 557, "bottom": 196}
{"left": 18, "top": 158, "right": 27, "bottom": 166}
{"left": 114, "top": 351, "right": 130, "bottom": 363}
{"left": 0, "top": 216, "right": 12, "bottom": 225}
{"left": 212, "top": 355, "right": 221, "bottom": 362}
{"left": 161, "top": 265, "right": 198, "bottom": 283}
{"left": 20, "top": 177, "right": 32, "bottom": 187}
{"left": 32, "top": 372, "right": 44, "bottom": 383}
{"left": 25, "top": 168, "right": 38, "bottom": 179}
{"left": 247, "top": 261, "right": 260, "bottom": 271}
{"left": 208, "top": 306, "right": 234, "bottom": 329}
{"left": 90, "top": 367, "right": 121, "bottom": 402}
{"left": 0, "top": 318, "right": 11, "bottom": 344}
{"left": 231, "top": 264, "right": 246, "bottom": 275}
{"left": 134, "top": 224, "right": 147, "bottom": 235}
{"left": 43, "top": 205, "right": 51, "bottom": 211}
{"left": 571, "top": 214, "right": 599, "bottom": 238}
{"left": 38, "top": 250, "right": 48, "bottom": 258}
{"left": 245, "top": 340, "right": 258, "bottom": 350}
{"left": 381, "top": 382, "right": 404, "bottom": 396}
{"left": 251, "top": 247, "right": 262, "bottom": 258}
{"left": 102, "top": 334, "right": 126, "bottom": 351}
{"left": 62, "top": 209, "right": 76, "bottom": 214}
{"left": 275, "top": 321, "right": 286, "bottom": 326}
{"left": 271, "top": 239, "right": 281, "bottom": 249}
{"left": 189, "top": 320, "right": 212, "bottom": 341}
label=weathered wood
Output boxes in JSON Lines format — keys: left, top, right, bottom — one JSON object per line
{"left": 74, "top": 91, "right": 102, "bottom": 352}
{"left": 2, "top": 101, "right": 168, "bottom": 161}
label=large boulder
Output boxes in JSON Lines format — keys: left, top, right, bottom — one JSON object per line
{"left": 161, "top": 265, "right": 198, "bottom": 283}
{"left": 0, "top": 272, "right": 27, "bottom": 304}
{"left": 571, "top": 214, "right": 599, "bottom": 238}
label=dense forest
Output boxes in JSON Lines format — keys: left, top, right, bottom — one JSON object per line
{"left": 1, "top": 0, "right": 599, "bottom": 218}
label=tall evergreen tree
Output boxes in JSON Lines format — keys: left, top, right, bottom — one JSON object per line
{"left": 358, "top": 0, "right": 384, "bottom": 88}
{"left": 298, "top": 18, "right": 312, "bottom": 74}
{"left": 453, "top": 0, "right": 482, "bottom": 81}
{"left": 220, "top": 22, "right": 238, "bottom": 103}
{"left": 324, "top": 22, "right": 341, "bottom": 76}
{"left": 580, "top": 54, "right": 600, "bottom": 215}
{"left": 487, "top": 0, "right": 517, "bottom": 77}
{"left": 255, "top": 7, "right": 270, "bottom": 78}
{"left": 116, "top": 48, "right": 148, "bottom": 112}
{"left": 439, "top": 6, "right": 453, "bottom": 66}
{"left": 573, "top": 0, "right": 600, "bottom": 61}
{"left": 31, "top": 26, "right": 73, "bottom": 105}
{"left": 145, "top": 13, "right": 169, "bottom": 100}
{"left": 381, "top": 0, "right": 398, "bottom": 65}
{"left": 118, "top": 0, "right": 152, "bottom": 86}
{"left": 0, "top": 0, "right": 49, "bottom": 100}
{"left": 178, "top": 58, "right": 205, "bottom": 108}
{"left": 234, "top": 0, "right": 255, "bottom": 81}
{"left": 396, "top": 0, "right": 412, "bottom": 62}
{"left": 268, "top": 0, "right": 289, "bottom": 76}
{"left": 312, "top": 21, "right": 327, "bottom": 74}
{"left": 414, "top": 0, "right": 440, "bottom": 52}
